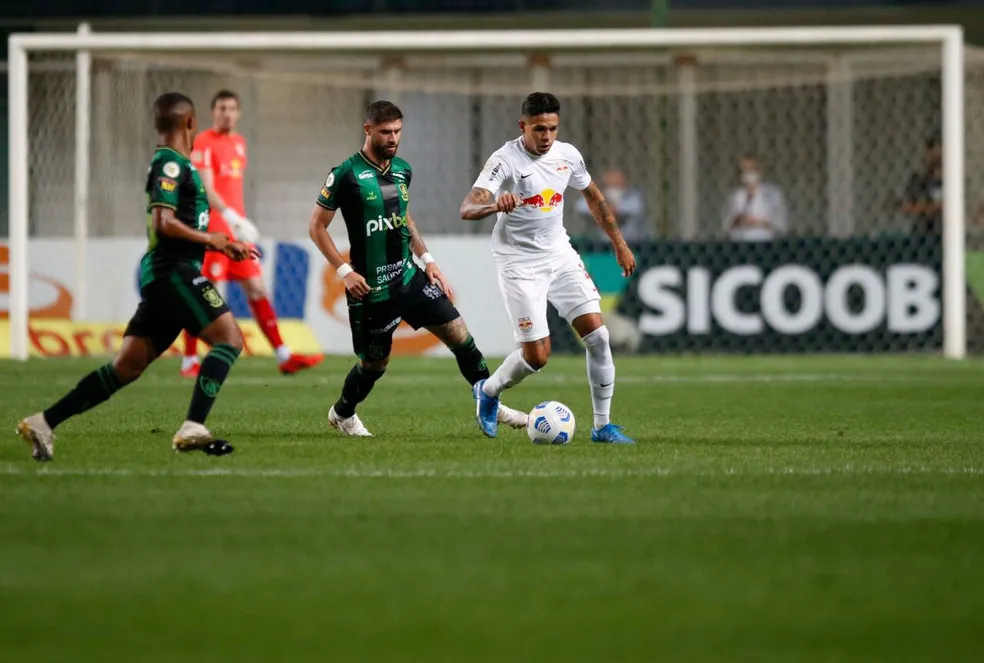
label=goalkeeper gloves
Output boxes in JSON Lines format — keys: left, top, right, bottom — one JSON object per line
{"left": 221, "top": 207, "right": 260, "bottom": 245}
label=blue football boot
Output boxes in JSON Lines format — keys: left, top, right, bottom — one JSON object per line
{"left": 591, "top": 423, "right": 636, "bottom": 445}
{"left": 473, "top": 379, "right": 499, "bottom": 438}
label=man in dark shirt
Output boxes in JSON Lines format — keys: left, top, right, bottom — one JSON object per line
{"left": 900, "top": 134, "right": 943, "bottom": 235}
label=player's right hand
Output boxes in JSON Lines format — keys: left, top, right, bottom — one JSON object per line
{"left": 495, "top": 192, "right": 523, "bottom": 214}
{"left": 207, "top": 232, "right": 230, "bottom": 253}
{"left": 343, "top": 271, "right": 371, "bottom": 300}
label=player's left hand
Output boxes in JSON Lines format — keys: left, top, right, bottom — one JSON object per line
{"left": 224, "top": 241, "right": 257, "bottom": 262}
{"left": 425, "top": 263, "right": 453, "bottom": 299}
{"left": 615, "top": 244, "right": 636, "bottom": 277}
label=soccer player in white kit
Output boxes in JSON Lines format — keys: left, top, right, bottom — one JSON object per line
{"left": 460, "top": 92, "right": 637, "bottom": 444}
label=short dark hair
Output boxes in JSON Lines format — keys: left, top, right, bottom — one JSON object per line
{"left": 522, "top": 92, "right": 560, "bottom": 118}
{"left": 153, "top": 92, "right": 194, "bottom": 133}
{"left": 366, "top": 100, "right": 403, "bottom": 125}
{"left": 211, "top": 89, "right": 239, "bottom": 109}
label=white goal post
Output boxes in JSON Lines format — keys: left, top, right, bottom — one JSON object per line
{"left": 6, "top": 25, "right": 966, "bottom": 359}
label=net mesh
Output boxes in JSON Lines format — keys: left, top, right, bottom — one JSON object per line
{"left": 17, "top": 42, "right": 984, "bottom": 352}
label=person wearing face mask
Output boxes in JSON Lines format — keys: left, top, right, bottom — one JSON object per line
{"left": 576, "top": 168, "right": 649, "bottom": 243}
{"left": 899, "top": 134, "right": 943, "bottom": 235}
{"left": 724, "top": 154, "right": 788, "bottom": 242}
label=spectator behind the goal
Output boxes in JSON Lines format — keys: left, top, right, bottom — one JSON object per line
{"left": 575, "top": 168, "right": 649, "bottom": 243}
{"left": 723, "top": 154, "right": 788, "bottom": 242}
{"left": 899, "top": 133, "right": 943, "bottom": 235}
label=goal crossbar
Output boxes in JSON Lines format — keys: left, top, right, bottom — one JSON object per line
{"left": 6, "top": 25, "right": 966, "bottom": 359}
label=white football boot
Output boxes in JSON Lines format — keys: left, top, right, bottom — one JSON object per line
{"left": 497, "top": 404, "right": 529, "bottom": 430}
{"left": 328, "top": 406, "right": 373, "bottom": 437}
{"left": 16, "top": 413, "right": 55, "bottom": 461}
{"left": 172, "top": 420, "right": 214, "bottom": 452}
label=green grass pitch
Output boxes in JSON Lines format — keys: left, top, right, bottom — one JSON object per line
{"left": 1, "top": 354, "right": 983, "bottom": 662}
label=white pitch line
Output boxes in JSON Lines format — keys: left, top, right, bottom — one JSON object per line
{"left": 1, "top": 465, "right": 982, "bottom": 479}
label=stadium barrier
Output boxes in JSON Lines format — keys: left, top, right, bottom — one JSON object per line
{"left": 3, "top": 236, "right": 982, "bottom": 358}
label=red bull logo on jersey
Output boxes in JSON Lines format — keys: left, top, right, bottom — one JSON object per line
{"left": 521, "top": 188, "right": 564, "bottom": 213}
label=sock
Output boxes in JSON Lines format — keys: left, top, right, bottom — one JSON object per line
{"left": 582, "top": 325, "right": 615, "bottom": 429}
{"left": 187, "top": 343, "right": 241, "bottom": 424}
{"left": 43, "top": 363, "right": 128, "bottom": 429}
{"left": 482, "top": 349, "right": 537, "bottom": 398}
{"left": 249, "top": 297, "right": 287, "bottom": 356}
{"left": 274, "top": 345, "right": 292, "bottom": 364}
{"left": 450, "top": 335, "right": 490, "bottom": 386}
{"left": 334, "top": 364, "right": 386, "bottom": 418}
{"left": 183, "top": 331, "right": 199, "bottom": 364}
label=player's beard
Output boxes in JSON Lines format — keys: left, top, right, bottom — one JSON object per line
{"left": 372, "top": 138, "right": 398, "bottom": 159}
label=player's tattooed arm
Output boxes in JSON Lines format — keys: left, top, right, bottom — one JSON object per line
{"left": 581, "top": 181, "right": 637, "bottom": 277}
{"left": 460, "top": 187, "right": 523, "bottom": 220}
{"left": 407, "top": 211, "right": 453, "bottom": 297}
{"left": 460, "top": 187, "right": 496, "bottom": 220}
{"left": 406, "top": 211, "right": 429, "bottom": 257}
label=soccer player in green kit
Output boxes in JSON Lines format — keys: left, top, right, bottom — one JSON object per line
{"left": 16, "top": 92, "right": 254, "bottom": 459}
{"left": 308, "top": 101, "right": 528, "bottom": 436}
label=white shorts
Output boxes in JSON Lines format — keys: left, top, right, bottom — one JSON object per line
{"left": 496, "top": 251, "right": 601, "bottom": 343}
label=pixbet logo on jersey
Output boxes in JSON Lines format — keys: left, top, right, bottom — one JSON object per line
{"left": 366, "top": 213, "right": 408, "bottom": 236}
{"left": 521, "top": 189, "right": 563, "bottom": 212}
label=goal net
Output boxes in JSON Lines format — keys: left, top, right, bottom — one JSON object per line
{"left": 4, "top": 27, "right": 977, "bottom": 359}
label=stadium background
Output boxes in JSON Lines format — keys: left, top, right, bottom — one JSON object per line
{"left": 2, "top": 0, "right": 984, "bottom": 357}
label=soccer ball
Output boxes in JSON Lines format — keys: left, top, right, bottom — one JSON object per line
{"left": 526, "top": 401, "right": 576, "bottom": 445}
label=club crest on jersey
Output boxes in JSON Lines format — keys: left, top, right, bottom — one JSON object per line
{"left": 398, "top": 183, "right": 409, "bottom": 201}
{"left": 518, "top": 317, "right": 533, "bottom": 331}
{"left": 520, "top": 189, "right": 563, "bottom": 212}
{"left": 162, "top": 161, "right": 181, "bottom": 178}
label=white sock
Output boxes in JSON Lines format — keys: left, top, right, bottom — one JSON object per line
{"left": 482, "top": 349, "right": 537, "bottom": 398}
{"left": 181, "top": 355, "right": 199, "bottom": 370}
{"left": 275, "top": 345, "right": 291, "bottom": 364}
{"left": 582, "top": 326, "right": 614, "bottom": 430}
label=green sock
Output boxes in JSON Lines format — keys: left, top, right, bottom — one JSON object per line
{"left": 333, "top": 364, "right": 385, "bottom": 418}
{"left": 187, "top": 343, "right": 240, "bottom": 424}
{"left": 451, "top": 335, "right": 490, "bottom": 386}
{"left": 43, "top": 363, "right": 127, "bottom": 429}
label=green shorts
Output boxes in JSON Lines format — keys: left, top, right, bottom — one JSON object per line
{"left": 348, "top": 270, "right": 459, "bottom": 361}
{"left": 124, "top": 264, "right": 230, "bottom": 355}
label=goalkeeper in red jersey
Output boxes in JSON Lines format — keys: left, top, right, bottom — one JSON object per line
{"left": 180, "top": 89, "right": 324, "bottom": 377}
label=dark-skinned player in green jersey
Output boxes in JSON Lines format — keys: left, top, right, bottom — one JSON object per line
{"left": 16, "top": 92, "right": 255, "bottom": 459}
{"left": 308, "top": 101, "right": 528, "bottom": 436}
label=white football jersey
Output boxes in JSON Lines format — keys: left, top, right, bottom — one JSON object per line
{"left": 472, "top": 137, "right": 592, "bottom": 260}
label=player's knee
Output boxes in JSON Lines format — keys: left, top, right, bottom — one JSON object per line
{"left": 523, "top": 345, "right": 550, "bottom": 370}
{"left": 361, "top": 356, "right": 390, "bottom": 372}
{"left": 581, "top": 325, "right": 610, "bottom": 354}
{"left": 213, "top": 323, "right": 244, "bottom": 353}
{"left": 243, "top": 278, "right": 267, "bottom": 301}
{"left": 112, "top": 354, "right": 148, "bottom": 382}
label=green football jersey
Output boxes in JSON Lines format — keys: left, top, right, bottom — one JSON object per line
{"left": 139, "top": 147, "right": 210, "bottom": 288}
{"left": 316, "top": 151, "right": 415, "bottom": 303}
